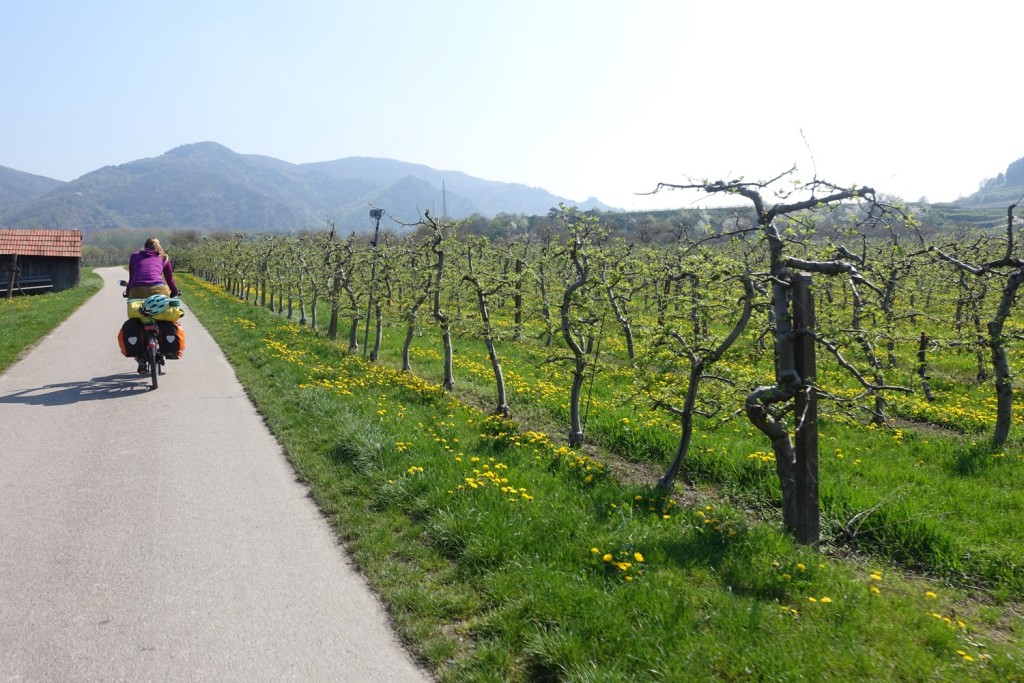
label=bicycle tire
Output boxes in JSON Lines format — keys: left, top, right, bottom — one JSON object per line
{"left": 148, "top": 342, "right": 159, "bottom": 389}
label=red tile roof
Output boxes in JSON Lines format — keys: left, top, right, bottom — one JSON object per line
{"left": 0, "top": 229, "right": 82, "bottom": 258}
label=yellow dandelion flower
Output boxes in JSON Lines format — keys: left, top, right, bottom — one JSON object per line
{"left": 925, "top": 591, "right": 937, "bottom": 599}
{"left": 634, "top": 552, "right": 644, "bottom": 563}
{"left": 602, "top": 553, "right": 613, "bottom": 563}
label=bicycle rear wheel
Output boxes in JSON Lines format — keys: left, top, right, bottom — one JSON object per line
{"left": 148, "top": 343, "right": 159, "bottom": 389}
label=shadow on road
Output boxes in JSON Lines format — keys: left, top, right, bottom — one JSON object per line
{"left": 0, "top": 373, "right": 153, "bottom": 406}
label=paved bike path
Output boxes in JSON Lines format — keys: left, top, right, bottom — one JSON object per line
{"left": 0, "top": 267, "right": 430, "bottom": 682}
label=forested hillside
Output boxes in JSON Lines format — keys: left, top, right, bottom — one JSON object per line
{"left": 0, "top": 142, "right": 610, "bottom": 233}
{"left": 0, "top": 165, "right": 64, "bottom": 216}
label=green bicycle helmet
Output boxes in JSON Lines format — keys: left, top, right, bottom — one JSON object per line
{"left": 141, "top": 294, "right": 171, "bottom": 316}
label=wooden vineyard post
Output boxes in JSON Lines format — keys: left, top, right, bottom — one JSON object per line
{"left": 5, "top": 255, "right": 18, "bottom": 300}
{"left": 792, "top": 273, "right": 819, "bottom": 547}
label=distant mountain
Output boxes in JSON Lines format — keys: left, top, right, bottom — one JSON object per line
{"left": 0, "top": 166, "right": 65, "bottom": 216}
{"left": 920, "top": 156, "right": 1024, "bottom": 230}
{"left": 957, "top": 156, "right": 1024, "bottom": 207}
{"left": 0, "top": 142, "right": 613, "bottom": 234}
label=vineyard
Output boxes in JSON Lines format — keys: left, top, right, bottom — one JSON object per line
{"left": 175, "top": 180, "right": 1024, "bottom": 679}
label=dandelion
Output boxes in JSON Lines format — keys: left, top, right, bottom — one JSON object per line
{"left": 870, "top": 586, "right": 881, "bottom": 594}
{"left": 796, "top": 563, "right": 806, "bottom": 572}
{"left": 820, "top": 597, "right": 832, "bottom": 604}
{"left": 634, "top": 552, "right": 644, "bottom": 562}
{"left": 602, "top": 553, "right": 613, "bottom": 563}
{"left": 925, "top": 591, "right": 937, "bottom": 599}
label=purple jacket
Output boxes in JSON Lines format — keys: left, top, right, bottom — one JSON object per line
{"left": 128, "top": 249, "right": 178, "bottom": 296}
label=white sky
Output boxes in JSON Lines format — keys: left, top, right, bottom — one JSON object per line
{"left": 1, "top": 1, "right": 1020, "bottom": 212}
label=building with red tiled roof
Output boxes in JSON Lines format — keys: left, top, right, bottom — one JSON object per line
{"left": 0, "top": 229, "right": 83, "bottom": 294}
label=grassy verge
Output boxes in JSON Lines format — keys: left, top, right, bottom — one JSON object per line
{"left": 182, "top": 274, "right": 1021, "bottom": 681}
{"left": 0, "top": 271, "right": 103, "bottom": 373}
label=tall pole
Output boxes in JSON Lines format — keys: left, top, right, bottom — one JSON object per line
{"left": 362, "top": 209, "right": 383, "bottom": 359}
{"left": 792, "top": 273, "right": 819, "bottom": 547}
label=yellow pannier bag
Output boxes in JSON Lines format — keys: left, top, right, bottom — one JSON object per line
{"left": 127, "top": 300, "right": 185, "bottom": 321}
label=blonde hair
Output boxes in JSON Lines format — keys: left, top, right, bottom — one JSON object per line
{"left": 144, "top": 237, "right": 167, "bottom": 259}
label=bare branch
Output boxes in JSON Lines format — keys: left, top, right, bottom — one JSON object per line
{"left": 813, "top": 333, "right": 912, "bottom": 394}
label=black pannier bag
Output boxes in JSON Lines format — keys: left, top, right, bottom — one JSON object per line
{"left": 118, "top": 319, "right": 145, "bottom": 357}
{"left": 157, "top": 321, "right": 186, "bottom": 359}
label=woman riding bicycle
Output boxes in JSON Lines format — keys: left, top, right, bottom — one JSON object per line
{"left": 127, "top": 238, "right": 179, "bottom": 373}
{"left": 128, "top": 237, "right": 179, "bottom": 299}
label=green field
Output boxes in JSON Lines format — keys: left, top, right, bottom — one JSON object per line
{"left": 0, "top": 270, "right": 103, "bottom": 373}
{"left": 179, "top": 272, "right": 1024, "bottom": 681}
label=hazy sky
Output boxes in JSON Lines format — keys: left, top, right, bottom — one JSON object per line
{"left": 2, "top": 1, "right": 1020, "bottom": 211}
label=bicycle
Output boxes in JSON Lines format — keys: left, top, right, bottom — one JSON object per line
{"left": 119, "top": 281, "right": 175, "bottom": 390}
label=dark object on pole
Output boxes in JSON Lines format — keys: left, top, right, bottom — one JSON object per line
{"left": 362, "top": 209, "right": 383, "bottom": 358}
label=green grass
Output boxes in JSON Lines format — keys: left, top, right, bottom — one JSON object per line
{"left": 352, "top": 306, "right": 1024, "bottom": 603}
{"left": 0, "top": 270, "right": 103, "bottom": 373}
{"left": 181, "top": 274, "right": 1023, "bottom": 681}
